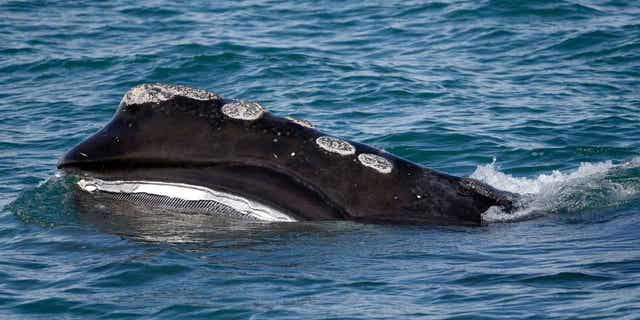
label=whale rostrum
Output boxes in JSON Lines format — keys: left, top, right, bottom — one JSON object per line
{"left": 58, "top": 83, "right": 516, "bottom": 225}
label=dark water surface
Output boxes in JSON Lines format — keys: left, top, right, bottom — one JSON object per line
{"left": 2, "top": 0, "right": 640, "bottom": 319}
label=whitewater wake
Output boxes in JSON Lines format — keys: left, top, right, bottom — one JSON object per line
{"left": 472, "top": 157, "right": 640, "bottom": 222}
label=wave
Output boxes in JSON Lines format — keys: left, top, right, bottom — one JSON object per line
{"left": 472, "top": 157, "right": 640, "bottom": 222}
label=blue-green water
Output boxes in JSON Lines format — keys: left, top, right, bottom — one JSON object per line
{"left": 2, "top": 0, "right": 640, "bottom": 318}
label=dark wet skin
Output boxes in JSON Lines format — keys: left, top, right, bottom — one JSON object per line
{"left": 58, "top": 84, "right": 516, "bottom": 226}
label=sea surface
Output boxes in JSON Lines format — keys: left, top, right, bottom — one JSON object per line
{"left": 2, "top": 0, "right": 640, "bottom": 319}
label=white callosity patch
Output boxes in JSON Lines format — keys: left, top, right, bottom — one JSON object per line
{"left": 221, "top": 101, "right": 265, "bottom": 121}
{"left": 315, "top": 136, "right": 356, "bottom": 156}
{"left": 120, "top": 83, "right": 220, "bottom": 106}
{"left": 357, "top": 153, "right": 393, "bottom": 174}
{"left": 77, "top": 178, "right": 296, "bottom": 222}
{"left": 286, "top": 117, "right": 314, "bottom": 128}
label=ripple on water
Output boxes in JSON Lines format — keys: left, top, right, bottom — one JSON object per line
{"left": 2, "top": 0, "right": 640, "bottom": 319}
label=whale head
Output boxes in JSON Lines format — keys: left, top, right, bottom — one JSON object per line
{"left": 59, "top": 83, "right": 516, "bottom": 225}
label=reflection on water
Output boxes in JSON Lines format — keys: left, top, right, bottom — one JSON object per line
{"left": 74, "top": 188, "right": 343, "bottom": 244}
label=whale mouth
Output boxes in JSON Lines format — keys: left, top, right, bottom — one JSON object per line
{"left": 76, "top": 177, "right": 297, "bottom": 222}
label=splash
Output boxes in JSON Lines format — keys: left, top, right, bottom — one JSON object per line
{"left": 6, "top": 173, "right": 80, "bottom": 227}
{"left": 472, "top": 158, "right": 640, "bottom": 222}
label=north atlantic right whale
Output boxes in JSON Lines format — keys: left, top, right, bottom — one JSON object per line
{"left": 58, "top": 83, "right": 516, "bottom": 226}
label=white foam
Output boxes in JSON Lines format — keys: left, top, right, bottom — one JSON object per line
{"left": 77, "top": 178, "right": 296, "bottom": 222}
{"left": 470, "top": 157, "right": 640, "bottom": 222}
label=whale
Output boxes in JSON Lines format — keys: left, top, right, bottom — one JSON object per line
{"left": 58, "top": 83, "right": 516, "bottom": 226}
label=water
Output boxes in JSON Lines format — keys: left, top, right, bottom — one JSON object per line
{"left": 2, "top": 0, "right": 640, "bottom": 318}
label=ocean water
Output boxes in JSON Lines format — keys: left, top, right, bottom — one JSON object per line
{"left": 2, "top": 0, "right": 640, "bottom": 318}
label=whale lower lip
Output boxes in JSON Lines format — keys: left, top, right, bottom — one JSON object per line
{"left": 76, "top": 177, "right": 297, "bottom": 222}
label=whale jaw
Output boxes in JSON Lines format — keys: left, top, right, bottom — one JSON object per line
{"left": 76, "top": 177, "right": 297, "bottom": 222}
